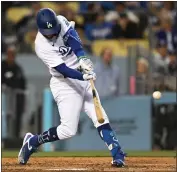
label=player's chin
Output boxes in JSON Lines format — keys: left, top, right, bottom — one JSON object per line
{"left": 44, "top": 34, "right": 58, "bottom": 40}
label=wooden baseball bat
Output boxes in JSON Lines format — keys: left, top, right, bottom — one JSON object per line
{"left": 90, "top": 79, "right": 105, "bottom": 123}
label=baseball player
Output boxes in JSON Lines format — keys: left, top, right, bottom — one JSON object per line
{"left": 18, "top": 8, "right": 126, "bottom": 167}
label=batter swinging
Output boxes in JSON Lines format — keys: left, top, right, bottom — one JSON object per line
{"left": 18, "top": 8, "right": 126, "bottom": 167}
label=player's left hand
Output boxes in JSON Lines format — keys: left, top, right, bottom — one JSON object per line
{"left": 83, "top": 71, "right": 96, "bottom": 81}
{"left": 79, "top": 58, "right": 94, "bottom": 74}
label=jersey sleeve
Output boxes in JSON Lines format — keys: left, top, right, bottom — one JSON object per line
{"left": 35, "top": 44, "right": 64, "bottom": 68}
{"left": 57, "top": 15, "right": 72, "bottom": 36}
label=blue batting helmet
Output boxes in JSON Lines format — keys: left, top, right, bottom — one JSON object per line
{"left": 36, "top": 8, "right": 61, "bottom": 36}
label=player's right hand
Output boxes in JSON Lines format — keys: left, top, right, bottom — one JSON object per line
{"left": 83, "top": 71, "right": 96, "bottom": 81}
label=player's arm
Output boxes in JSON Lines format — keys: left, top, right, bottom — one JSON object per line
{"left": 63, "top": 27, "right": 86, "bottom": 59}
{"left": 63, "top": 17, "right": 93, "bottom": 73}
{"left": 35, "top": 43, "right": 95, "bottom": 81}
{"left": 53, "top": 63, "right": 96, "bottom": 81}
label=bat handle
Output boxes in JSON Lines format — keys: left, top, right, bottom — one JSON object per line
{"left": 90, "top": 79, "right": 105, "bottom": 124}
{"left": 90, "top": 79, "right": 95, "bottom": 89}
{"left": 90, "top": 79, "right": 97, "bottom": 98}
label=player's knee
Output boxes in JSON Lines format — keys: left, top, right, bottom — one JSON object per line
{"left": 66, "top": 125, "right": 77, "bottom": 137}
{"left": 56, "top": 124, "right": 77, "bottom": 139}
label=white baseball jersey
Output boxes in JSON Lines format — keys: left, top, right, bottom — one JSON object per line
{"left": 34, "top": 14, "right": 109, "bottom": 141}
{"left": 35, "top": 15, "right": 79, "bottom": 77}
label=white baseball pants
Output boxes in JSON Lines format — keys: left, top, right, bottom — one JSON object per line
{"left": 50, "top": 76, "right": 109, "bottom": 140}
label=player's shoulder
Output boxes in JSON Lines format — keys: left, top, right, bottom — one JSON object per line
{"left": 57, "top": 15, "right": 68, "bottom": 23}
{"left": 57, "top": 15, "right": 71, "bottom": 28}
{"left": 35, "top": 32, "right": 46, "bottom": 44}
{"left": 34, "top": 32, "right": 55, "bottom": 55}
{"left": 57, "top": 15, "right": 66, "bottom": 20}
{"left": 35, "top": 32, "right": 50, "bottom": 48}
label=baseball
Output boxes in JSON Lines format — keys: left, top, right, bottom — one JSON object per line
{"left": 152, "top": 91, "right": 162, "bottom": 99}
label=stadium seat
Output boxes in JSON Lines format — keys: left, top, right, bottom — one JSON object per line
{"left": 6, "top": 7, "right": 31, "bottom": 24}
{"left": 92, "top": 40, "right": 149, "bottom": 57}
{"left": 92, "top": 40, "right": 122, "bottom": 56}
{"left": 122, "top": 40, "right": 149, "bottom": 49}
{"left": 75, "top": 15, "right": 84, "bottom": 25}
{"left": 67, "top": 2, "right": 80, "bottom": 13}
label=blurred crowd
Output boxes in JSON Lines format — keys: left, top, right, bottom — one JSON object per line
{"left": 2, "top": 2, "right": 177, "bottom": 52}
{"left": 2, "top": 2, "right": 177, "bottom": 94}
{"left": 2, "top": 46, "right": 26, "bottom": 138}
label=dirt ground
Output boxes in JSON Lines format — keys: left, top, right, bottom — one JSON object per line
{"left": 2, "top": 157, "right": 176, "bottom": 172}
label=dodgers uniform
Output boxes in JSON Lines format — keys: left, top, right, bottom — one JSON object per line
{"left": 18, "top": 8, "right": 126, "bottom": 167}
{"left": 35, "top": 15, "right": 109, "bottom": 139}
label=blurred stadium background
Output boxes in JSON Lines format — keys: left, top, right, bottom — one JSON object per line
{"left": 1, "top": 1, "right": 177, "bottom": 155}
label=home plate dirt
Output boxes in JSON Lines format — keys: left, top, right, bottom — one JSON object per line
{"left": 2, "top": 157, "right": 176, "bottom": 172}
